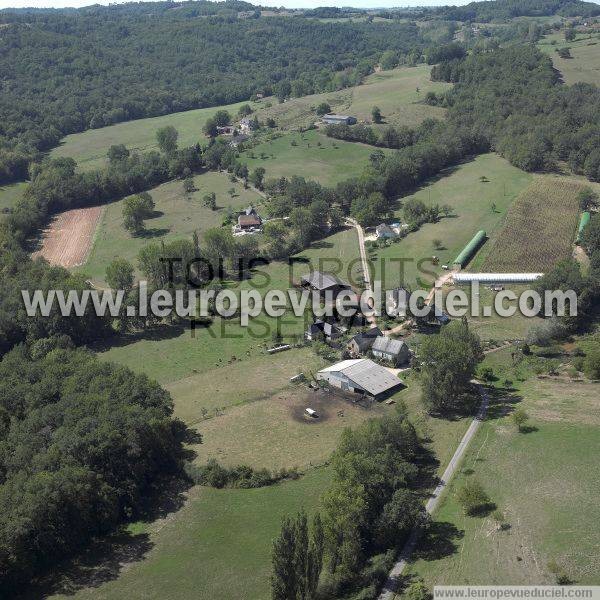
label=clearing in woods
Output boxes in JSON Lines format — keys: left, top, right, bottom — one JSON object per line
{"left": 32, "top": 205, "right": 104, "bottom": 268}
{"left": 538, "top": 31, "right": 600, "bottom": 86}
{"left": 401, "top": 348, "right": 600, "bottom": 589}
{"left": 239, "top": 128, "right": 393, "bottom": 187}
{"left": 481, "top": 175, "right": 583, "bottom": 273}
{"left": 0, "top": 181, "right": 26, "bottom": 221}
{"left": 51, "top": 99, "right": 252, "bottom": 172}
{"left": 261, "top": 64, "right": 451, "bottom": 130}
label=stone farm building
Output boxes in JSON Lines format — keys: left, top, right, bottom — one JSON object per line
{"left": 347, "top": 326, "right": 382, "bottom": 357}
{"left": 371, "top": 336, "right": 410, "bottom": 366}
{"left": 316, "top": 358, "right": 403, "bottom": 400}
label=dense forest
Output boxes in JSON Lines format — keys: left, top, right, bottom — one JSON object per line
{"left": 0, "top": 4, "right": 425, "bottom": 183}
{"left": 433, "top": 0, "right": 600, "bottom": 21}
{"left": 0, "top": 345, "right": 187, "bottom": 593}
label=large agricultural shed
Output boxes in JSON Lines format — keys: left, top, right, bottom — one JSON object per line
{"left": 316, "top": 359, "right": 403, "bottom": 399}
{"left": 453, "top": 272, "right": 544, "bottom": 284}
{"left": 453, "top": 230, "right": 487, "bottom": 269}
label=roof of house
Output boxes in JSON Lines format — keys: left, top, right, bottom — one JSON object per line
{"left": 376, "top": 223, "right": 395, "bottom": 236}
{"left": 372, "top": 336, "right": 407, "bottom": 356}
{"left": 308, "top": 320, "right": 341, "bottom": 337}
{"left": 349, "top": 326, "right": 383, "bottom": 351}
{"left": 238, "top": 214, "right": 261, "bottom": 227}
{"left": 318, "top": 359, "right": 403, "bottom": 396}
{"left": 323, "top": 113, "right": 354, "bottom": 120}
{"left": 244, "top": 206, "right": 257, "bottom": 216}
{"left": 301, "top": 271, "right": 351, "bottom": 291}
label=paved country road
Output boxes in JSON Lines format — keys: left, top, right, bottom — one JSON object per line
{"left": 377, "top": 384, "right": 491, "bottom": 600}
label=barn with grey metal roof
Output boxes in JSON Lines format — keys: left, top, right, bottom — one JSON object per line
{"left": 316, "top": 359, "right": 403, "bottom": 399}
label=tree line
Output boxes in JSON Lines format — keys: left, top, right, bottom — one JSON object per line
{"left": 271, "top": 406, "right": 427, "bottom": 599}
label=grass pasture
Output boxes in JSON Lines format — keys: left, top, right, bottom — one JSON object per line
{"left": 79, "top": 170, "right": 262, "bottom": 285}
{"left": 239, "top": 128, "right": 390, "bottom": 186}
{"left": 50, "top": 65, "right": 449, "bottom": 174}
{"left": 49, "top": 467, "right": 331, "bottom": 600}
{"left": 0, "top": 181, "right": 26, "bottom": 220}
{"left": 538, "top": 31, "right": 600, "bottom": 86}
{"left": 260, "top": 65, "right": 451, "bottom": 130}
{"left": 194, "top": 387, "right": 391, "bottom": 471}
{"left": 51, "top": 100, "right": 254, "bottom": 172}
{"left": 370, "top": 153, "right": 532, "bottom": 290}
{"left": 481, "top": 175, "right": 582, "bottom": 273}
{"left": 401, "top": 349, "right": 600, "bottom": 589}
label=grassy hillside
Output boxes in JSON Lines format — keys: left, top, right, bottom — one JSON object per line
{"left": 50, "top": 65, "right": 449, "bottom": 174}
{"left": 239, "top": 129, "right": 390, "bottom": 187}
{"left": 51, "top": 100, "right": 252, "bottom": 172}
{"left": 260, "top": 65, "right": 451, "bottom": 130}
{"left": 401, "top": 347, "right": 600, "bottom": 588}
{"left": 371, "top": 153, "right": 533, "bottom": 289}
{"left": 538, "top": 30, "right": 600, "bottom": 86}
{"left": 48, "top": 467, "right": 332, "bottom": 600}
{"left": 78, "top": 170, "right": 262, "bottom": 286}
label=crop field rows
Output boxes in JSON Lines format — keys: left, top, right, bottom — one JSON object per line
{"left": 32, "top": 206, "right": 105, "bottom": 268}
{"left": 481, "top": 176, "right": 582, "bottom": 273}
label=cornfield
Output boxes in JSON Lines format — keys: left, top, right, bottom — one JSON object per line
{"left": 482, "top": 177, "right": 582, "bottom": 272}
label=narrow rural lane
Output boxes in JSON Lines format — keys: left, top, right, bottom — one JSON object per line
{"left": 346, "top": 217, "right": 377, "bottom": 325}
{"left": 377, "top": 384, "right": 490, "bottom": 600}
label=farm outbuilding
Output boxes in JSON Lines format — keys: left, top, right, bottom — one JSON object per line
{"left": 316, "top": 359, "right": 404, "bottom": 399}
{"left": 453, "top": 272, "right": 544, "bottom": 284}
{"left": 453, "top": 230, "right": 487, "bottom": 269}
{"left": 321, "top": 114, "right": 357, "bottom": 125}
{"left": 576, "top": 212, "right": 591, "bottom": 244}
{"left": 371, "top": 336, "right": 410, "bottom": 366}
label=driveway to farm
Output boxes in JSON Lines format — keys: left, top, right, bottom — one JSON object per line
{"left": 377, "top": 384, "right": 491, "bottom": 600}
{"left": 346, "top": 217, "right": 457, "bottom": 332}
{"left": 346, "top": 217, "right": 377, "bottom": 325}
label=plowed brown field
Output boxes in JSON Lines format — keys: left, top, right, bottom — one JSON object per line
{"left": 33, "top": 205, "right": 103, "bottom": 268}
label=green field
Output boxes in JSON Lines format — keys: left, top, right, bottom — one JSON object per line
{"left": 459, "top": 285, "right": 543, "bottom": 342}
{"left": 79, "top": 170, "right": 262, "bottom": 286}
{"left": 239, "top": 128, "right": 390, "bottom": 186}
{"left": 538, "top": 31, "right": 600, "bottom": 86}
{"left": 370, "top": 153, "right": 533, "bottom": 290}
{"left": 50, "top": 65, "right": 449, "bottom": 175}
{"left": 51, "top": 99, "right": 255, "bottom": 172}
{"left": 0, "top": 181, "right": 26, "bottom": 220}
{"left": 402, "top": 349, "right": 600, "bottom": 589}
{"left": 49, "top": 467, "right": 332, "bottom": 600}
{"left": 261, "top": 65, "right": 451, "bottom": 130}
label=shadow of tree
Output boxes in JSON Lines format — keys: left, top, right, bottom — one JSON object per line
{"left": 485, "top": 386, "right": 523, "bottom": 420}
{"left": 19, "top": 476, "right": 191, "bottom": 599}
{"left": 136, "top": 227, "right": 170, "bottom": 239}
{"left": 410, "top": 521, "right": 464, "bottom": 562}
{"left": 92, "top": 323, "right": 187, "bottom": 352}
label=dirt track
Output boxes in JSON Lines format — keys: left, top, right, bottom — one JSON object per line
{"left": 32, "top": 206, "right": 103, "bottom": 268}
